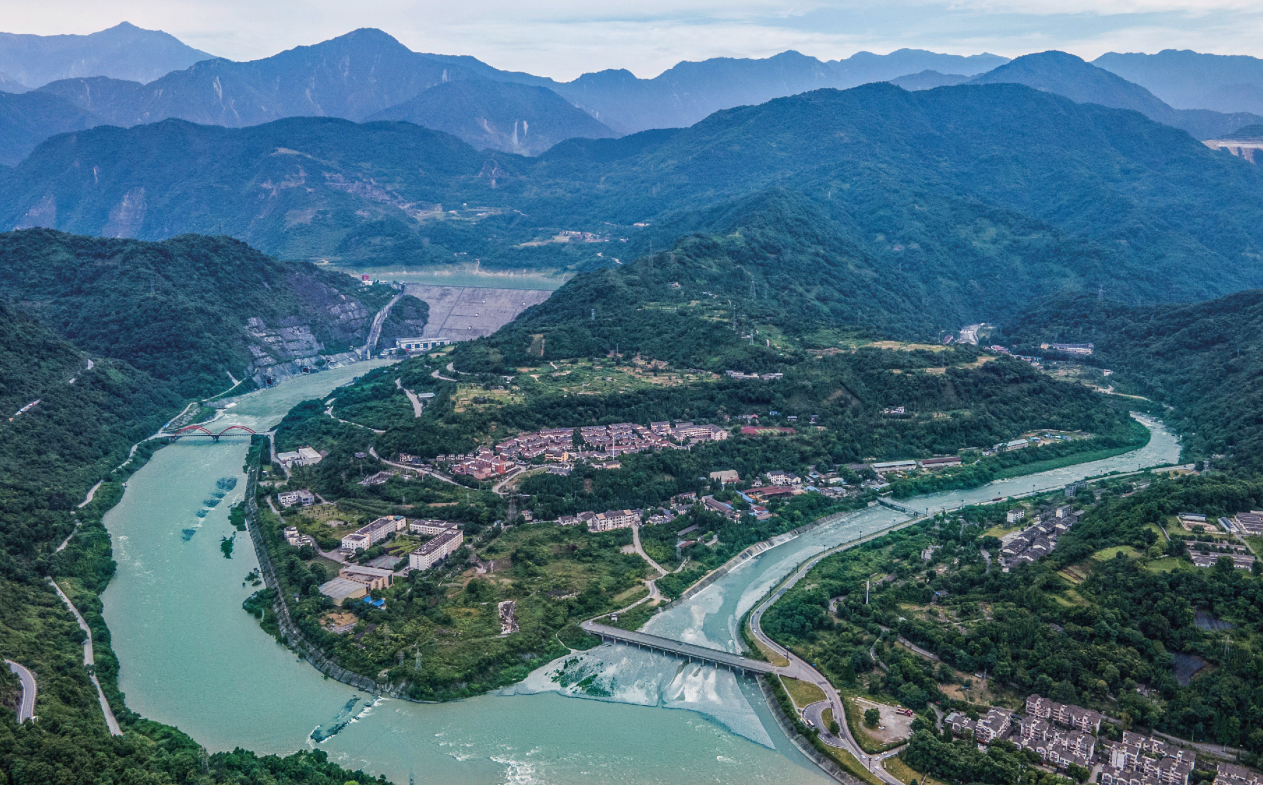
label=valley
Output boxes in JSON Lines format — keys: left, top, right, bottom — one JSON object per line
{"left": 5, "top": 16, "right": 1263, "bottom": 785}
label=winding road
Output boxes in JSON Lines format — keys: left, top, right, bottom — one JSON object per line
{"left": 747, "top": 518, "right": 926, "bottom": 785}
{"left": 6, "top": 660, "right": 35, "bottom": 723}
{"left": 47, "top": 580, "right": 122, "bottom": 736}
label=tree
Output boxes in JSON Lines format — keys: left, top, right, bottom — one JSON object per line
{"left": 864, "top": 707, "right": 881, "bottom": 727}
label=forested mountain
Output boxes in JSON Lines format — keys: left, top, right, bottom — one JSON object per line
{"left": 366, "top": 79, "right": 616, "bottom": 155}
{"left": 1095, "top": 49, "right": 1263, "bottom": 116}
{"left": 35, "top": 28, "right": 476, "bottom": 127}
{"left": 426, "top": 48, "right": 1008, "bottom": 134}
{"left": 0, "top": 230, "right": 394, "bottom": 396}
{"left": 0, "top": 279, "right": 385, "bottom": 784}
{"left": 6, "top": 81, "right": 1263, "bottom": 331}
{"left": 969, "top": 51, "right": 1263, "bottom": 139}
{"left": 1002, "top": 289, "right": 1263, "bottom": 469}
{"left": 0, "top": 89, "right": 100, "bottom": 165}
{"left": 888, "top": 70, "right": 968, "bottom": 90}
{"left": 0, "top": 22, "right": 212, "bottom": 88}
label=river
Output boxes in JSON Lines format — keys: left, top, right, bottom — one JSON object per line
{"left": 100, "top": 367, "right": 1180, "bottom": 785}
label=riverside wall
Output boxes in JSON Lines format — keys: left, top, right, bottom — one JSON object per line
{"left": 241, "top": 452, "right": 408, "bottom": 699}
{"left": 757, "top": 676, "right": 864, "bottom": 785}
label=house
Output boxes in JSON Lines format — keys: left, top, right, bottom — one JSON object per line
{"left": 278, "top": 489, "right": 316, "bottom": 508}
{"left": 408, "top": 528, "right": 464, "bottom": 571}
{"left": 395, "top": 337, "right": 450, "bottom": 352}
{"left": 283, "top": 526, "right": 317, "bottom": 549}
{"left": 1007, "top": 509, "right": 1026, "bottom": 524}
{"left": 766, "top": 471, "right": 802, "bottom": 486}
{"left": 277, "top": 446, "right": 323, "bottom": 468}
{"left": 709, "top": 470, "right": 740, "bottom": 485}
{"left": 339, "top": 565, "right": 394, "bottom": 590}
{"left": 588, "top": 510, "right": 641, "bottom": 532}
{"left": 1216, "top": 763, "right": 1263, "bottom": 785}
{"left": 340, "top": 532, "right": 371, "bottom": 552}
{"left": 974, "top": 708, "right": 1012, "bottom": 743}
{"left": 1025, "top": 694, "right": 1102, "bottom": 734}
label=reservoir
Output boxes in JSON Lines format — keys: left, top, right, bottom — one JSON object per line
{"left": 101, "top": 368, "right": 1180, "bottom": 784}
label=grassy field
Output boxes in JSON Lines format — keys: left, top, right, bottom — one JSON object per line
{"left": 781, "top": 677, "right": 826, "bottom": 710}
{"left": 1092, "top": 546, "right": 1139, "bottom": 561}
{"left": 1244, "top": 536, "right": 1263, "bottom": 559}
{"left": 885, "top": 755, "right": 949, "bottom": 785}
{"left": 1145, "top": 557, "right": 1187, "bottom": 573}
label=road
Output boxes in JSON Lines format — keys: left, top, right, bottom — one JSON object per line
{"left": 362, "top": 293, "right": 403, "bottom": 358}
{"left": 747, "top": 520, "right": 925, "bottom": 785}
{"left": 631, "top": 524, "right": 668, "bottom": 602}
{"left": 367, "top": 446, "right": 462, "bottom": 487}
{"left": 77, "top": 481, "right": 103, "bottom": 509}
{"left": 324, "top": 400, "right": 386, "bottom": 434}
{"left": 431, "top": 367, "right": 458, "bottom": 382}
{"left": 6, "top": 660, "right": 35, "bottom": 722}
{"left": 396, "top": 379, "right": 425, "bottom": 417}
{"left": 47, "top": 580, "right": 122, "bottom": 735}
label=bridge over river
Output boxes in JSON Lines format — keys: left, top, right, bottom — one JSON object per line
{"left": 580, "top": 621, "right": 784, "bottom": 677}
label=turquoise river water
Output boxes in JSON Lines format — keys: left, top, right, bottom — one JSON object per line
{"left": 100, "top": 364, "right": 1181, "bottom": 784}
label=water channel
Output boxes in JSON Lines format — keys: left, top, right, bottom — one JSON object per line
{"left": 100, "top": 365, "right": 1181, "bottom": 785}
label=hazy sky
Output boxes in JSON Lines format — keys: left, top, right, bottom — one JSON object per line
{"left": 7, "top": 0, "right": 1263, "bottom": 79}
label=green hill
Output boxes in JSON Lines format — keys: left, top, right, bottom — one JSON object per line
{"left": 0, "top": 90, "right": 100, "bottom": 165}
{"left": 0, "top": 229, "right": 395, "bottom": 396}
{"left": 1002, "top": 289, "right": 1263, "bottom": 469}
{"left": 6, "top": 81, "right": 1263, "bottom": 327}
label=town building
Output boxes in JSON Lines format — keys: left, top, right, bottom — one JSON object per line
{"left": 588, "top": 509, "right": 641, "bottom": 532}
{"left": 871, "top": 460, "right": 918, "bottom": 474}
{"left": 1007, "top": 508, "right": 1026, "bottom": 524}
{"left": 1024, "top": 694, "right": 1103, "bottom": 734}
{"left": 278, "top": 489, "right": 316, "bottom": 507}
{"left": 410, "top": 519, "right": 459, "bottom": 536}
{"left": 409, "top": 528, "right": 464, "bottom": 571}
{"left": 338, "top": 565, "right": 395, "bottom": 590}
{"left": 1046, "top": 343, "right": 1094, "bottom": 355}
{"left": 766, "top": 471, "right": 802, "bottom": 486}
{"left": 919, "top": 456, "right": 962, "bottom": 470}
{"left": 1216, "top": 763, "right": 1263, "bottom": 785}
{"left": 283, "top": 526, "right": 317, "bottom": 549}
{"left": 395, "top": 337, "right": 451, "bottom": 352}
{"left": 277, "top": 446, "right": 323, "bottom": 468}
{"left": 341, "top": 515, "right": 405, "bottom": 551}
{"left": 317, "top": 577, "right": 369, "bottom": 604}
{"left": 710, "top": 470, "right": 739, "bottom": 484}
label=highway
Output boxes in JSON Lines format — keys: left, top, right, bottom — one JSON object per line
{"left": 6, "top": 660, "right": 35, "bottom": 723}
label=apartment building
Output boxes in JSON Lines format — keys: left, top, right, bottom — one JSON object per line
{"left": 409, "top": 528, "right": 464, "bottom": 571}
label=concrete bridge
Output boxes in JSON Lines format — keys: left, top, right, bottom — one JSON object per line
{"left": 580, "top": 621, "right": 780, "bottom": 676}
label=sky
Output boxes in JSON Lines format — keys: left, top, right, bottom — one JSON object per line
{"left": 5, "top": 0, "right": 1263, "bottom": 79}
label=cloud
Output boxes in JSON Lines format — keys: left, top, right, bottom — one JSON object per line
{"left": 3, "top": 0, "right": 1263, "bottom": 79}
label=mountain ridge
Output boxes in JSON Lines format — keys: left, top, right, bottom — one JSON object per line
{"left": 0, "top": 22, "right": 213, "bottom": 88}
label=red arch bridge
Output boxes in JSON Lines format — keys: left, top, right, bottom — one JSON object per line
{"left": 164, "top": 424, "right": 258, "bottom": 442}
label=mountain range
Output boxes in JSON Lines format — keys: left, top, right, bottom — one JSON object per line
{"left": 970, "top": 51, "right": 1263, "bottom": 140}
{"left": 1094, "top": 50, "right": 1263, "bottom": 116}
{"left": 7, "top": 80, "right": 1262, "bottom": 336}
{"left": 0, "top": 22, "right": 212, "bottom": 89}
{"left": 6, "top": 25, "right": 1263, "bottom": 166}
